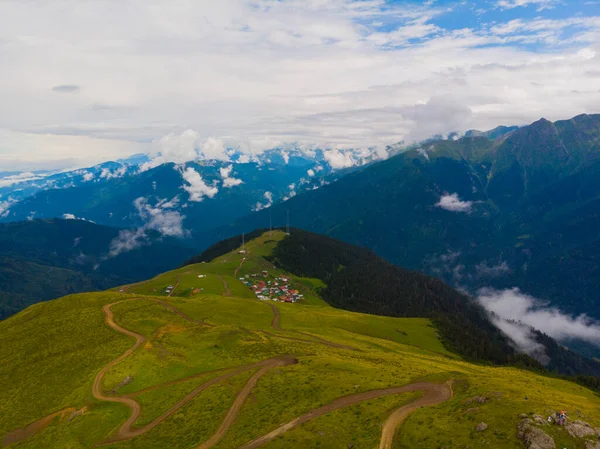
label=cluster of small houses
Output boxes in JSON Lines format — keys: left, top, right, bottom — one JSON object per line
{"left": 240, "top": 271, "right": 303, "bottom": 303}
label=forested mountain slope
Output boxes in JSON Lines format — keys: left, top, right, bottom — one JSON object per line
{"left": 0, "top": 219, "right": 198, "bottom": 318}
{"left": 201, "top": 114, "right": 600, "bottom": 322}
{"left": 191, "top": 229, "right": 600, "bottom": 377}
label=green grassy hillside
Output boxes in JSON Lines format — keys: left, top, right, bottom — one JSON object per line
{"left": 2, "top": 230, "right": 600, "bottom": 449}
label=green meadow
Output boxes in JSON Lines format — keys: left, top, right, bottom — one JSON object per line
{"left": 1, "top": 230, "right": 599, "bottom": 449}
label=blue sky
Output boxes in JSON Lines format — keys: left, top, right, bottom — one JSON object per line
{"left": 0, "top": 0, "right": 598, "bottom": 170}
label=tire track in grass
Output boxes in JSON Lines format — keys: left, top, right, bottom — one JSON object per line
{"left": 93, "top": 296, "right": 296, "bottom": 446}
{"left": 238, "top": 381, "right": 453, "bottom": 449}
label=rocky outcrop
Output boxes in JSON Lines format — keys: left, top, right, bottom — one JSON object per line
{"left": 517, "top": 418, "right": 555, "bottom": 449}
{"left": 464, "top": 396, "right": 488, "bottom": 405}
{"left": 585, "top": 440, "right": 600, "bottom": 449}
{"left": 475, "top": 422, "right": 488, "bottom": 432}
{"left": 566, "top": 420, "right": 600, "bottom": 439}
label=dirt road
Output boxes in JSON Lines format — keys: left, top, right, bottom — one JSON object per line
{"left": 195, "top": 356, "right": 297, "bottom": 449}
{"left": 217, "top": 275, "right": 231, "bottom": 296}
{"left": 101, "top": 356, "right": 296, "bottom": 445}
{"left": 267, "top": 303, "right": 281, "bottom": 330}
{"left": 89, "top": 266, "right": 450, "bottom": 448}
{"left": 167, "top": 277, "right": 180, "bottom": 297}
{"left": 92, "top": 301, "right": 146, "bottom": 438}
{"left": 2, "top": 408, "right": 79, "bottom": 446}
{"left": 233, "top": 257, "right": 246, "bottom": 278}
{"left": 93, "top": 297, "right": 213, "bottom": 444}
{"left": 378, "top": 380, "right": 453, "bottom": 449}
{"left": 239, "top": 381, "right": 453, "bottom": 449}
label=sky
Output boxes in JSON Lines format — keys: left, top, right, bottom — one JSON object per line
{"left": 1, "top": 0, "right": 599, "bottom": 170}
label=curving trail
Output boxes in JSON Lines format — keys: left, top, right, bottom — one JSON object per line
{"left": 378, "top": 380, "right": 453, "bottom": 449}
{"left": 239, "top": 381, "right": 453, "bottom": 449}
{"left": 101, "top": 356, "right": 297, "bottom": 445}
{"left": 92, "top": 301, "right": 147, "bottom": 437}
{"left": 93, "top": 297, "right": 213, "bottom": 444}
{"left": 195, "top": 356, "right": 297, "bottom": 449}
{"left": 89, "top": 256, "right": 451, "bottom": 449}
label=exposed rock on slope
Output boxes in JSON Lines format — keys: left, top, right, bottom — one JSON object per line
{"left": 517, "top": 417, "right": 555, "bottom": 449}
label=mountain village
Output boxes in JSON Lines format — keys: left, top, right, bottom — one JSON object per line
{"left": 240, "top": 270, "right": 303, "bottom": 303}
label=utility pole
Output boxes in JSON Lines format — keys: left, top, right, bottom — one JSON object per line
{"left": 241, "top": 232, "right": 245, "bottom": 252}
{"left": 269, "top": 212, "right": 272, "bottom": 236}
{"left": 286, "top": 210, "right": 290, "bottom": 235}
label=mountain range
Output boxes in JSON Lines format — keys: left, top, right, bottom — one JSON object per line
{"left": 207, "top": 114, "right": 600, "bottom": 322}
{"left": 2, "top": 113, "right": 600, "bottom": 360}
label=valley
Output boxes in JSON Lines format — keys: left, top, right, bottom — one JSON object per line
{"left": 2, "top": 231, "right": 600, "bottom": 449}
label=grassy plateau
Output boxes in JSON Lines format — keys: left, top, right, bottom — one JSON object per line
{"left": 1, "top": 230, "right": 599, "bottom": 449}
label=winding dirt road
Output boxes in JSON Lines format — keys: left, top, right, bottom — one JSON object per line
{"left": 93, "top": 297, "right": 213, "bottom": 444}
{"left": 239, "top": 381, "right": 453, "bottom": 449}
{"left": 378, "top": 380, "right": 453, "bottom": 449}
{"left": 88, "top": 262, "right": 452, "bottom": 448}
{"left": 195, "top": 356, "right": 297, "bottom": 449}
{"left": 100, "top": 356, "right": 297, "bottom": 445}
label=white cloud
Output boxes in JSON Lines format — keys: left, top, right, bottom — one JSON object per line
{"left": 0, "top": 171, "right": 47, "bottom": 187}
{"left": 62, "top": 213, "right": 76, "bottom": 219}
{"left": 82, "top": 171, "right": 94, "bottom": 181}
{"left": 237, "top": 154, "right": 251, "bottom": 164}
{"left": 496, "top": 0, "right": 556, "bottom": 11}
{"left": 0, "top": 129, "right": 149, "bottom": 171}
{"left": 1, "top": 1, "right": 599, "bottom": 170}
{"left": 108, "top": 196, "right": 186, "bottom": 257}
{"left": 181, "top": 167, "right": 218, "bottom": 202}
{"left": 109, "top": 228, "right": 148, "bottom": 258}
{"left": 140, "top": 130, "right": 201, "bottom": 171}
{"left": 219, "top": 165, "right": 233, "bottom": 179}
{"left": 323, "top": 149, "right": 355, "bottom": 169}
{"left": 435, "top": 193, "right": 473, "bottom": 213}
{"left": 307, "top": 169, "right": 315, "bottom": 177}
{"left": 416, "top": 147, "right": 430, "bottom": 161}
{"left": 475, "top": 260, "right": 511, "bottom": 278}
{"left": 490, "top": 318, "right": 550, "bottom": 364}
{"left": 99, "top": 165, "right": 127, "bottom": 180}
{"left": 223, "top": 177, "right": 243, "bottom": 187}
{"left": 0, "top": 200, "right": 14, "bottom": 217}
{"left": 201, "top": 137, "right": 229, "bottom": 161}
{"left": 253, "top": 190, "right": 274, "bottom": 211}
{"left": 478, "top": 288, "right": 600, "bottom": 347}
{"left": 135, "top": 197, "right": 185, "bottom": 237}
{"left": 219, "top": 164, "right": 243, "bottom": 188}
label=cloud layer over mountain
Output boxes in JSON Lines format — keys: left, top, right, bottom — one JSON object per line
{"left": 1, "top": 0, "right": 599, "bottom": 170}
{"left": 478, "top": 288, "right": 600, "bottom": 356}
